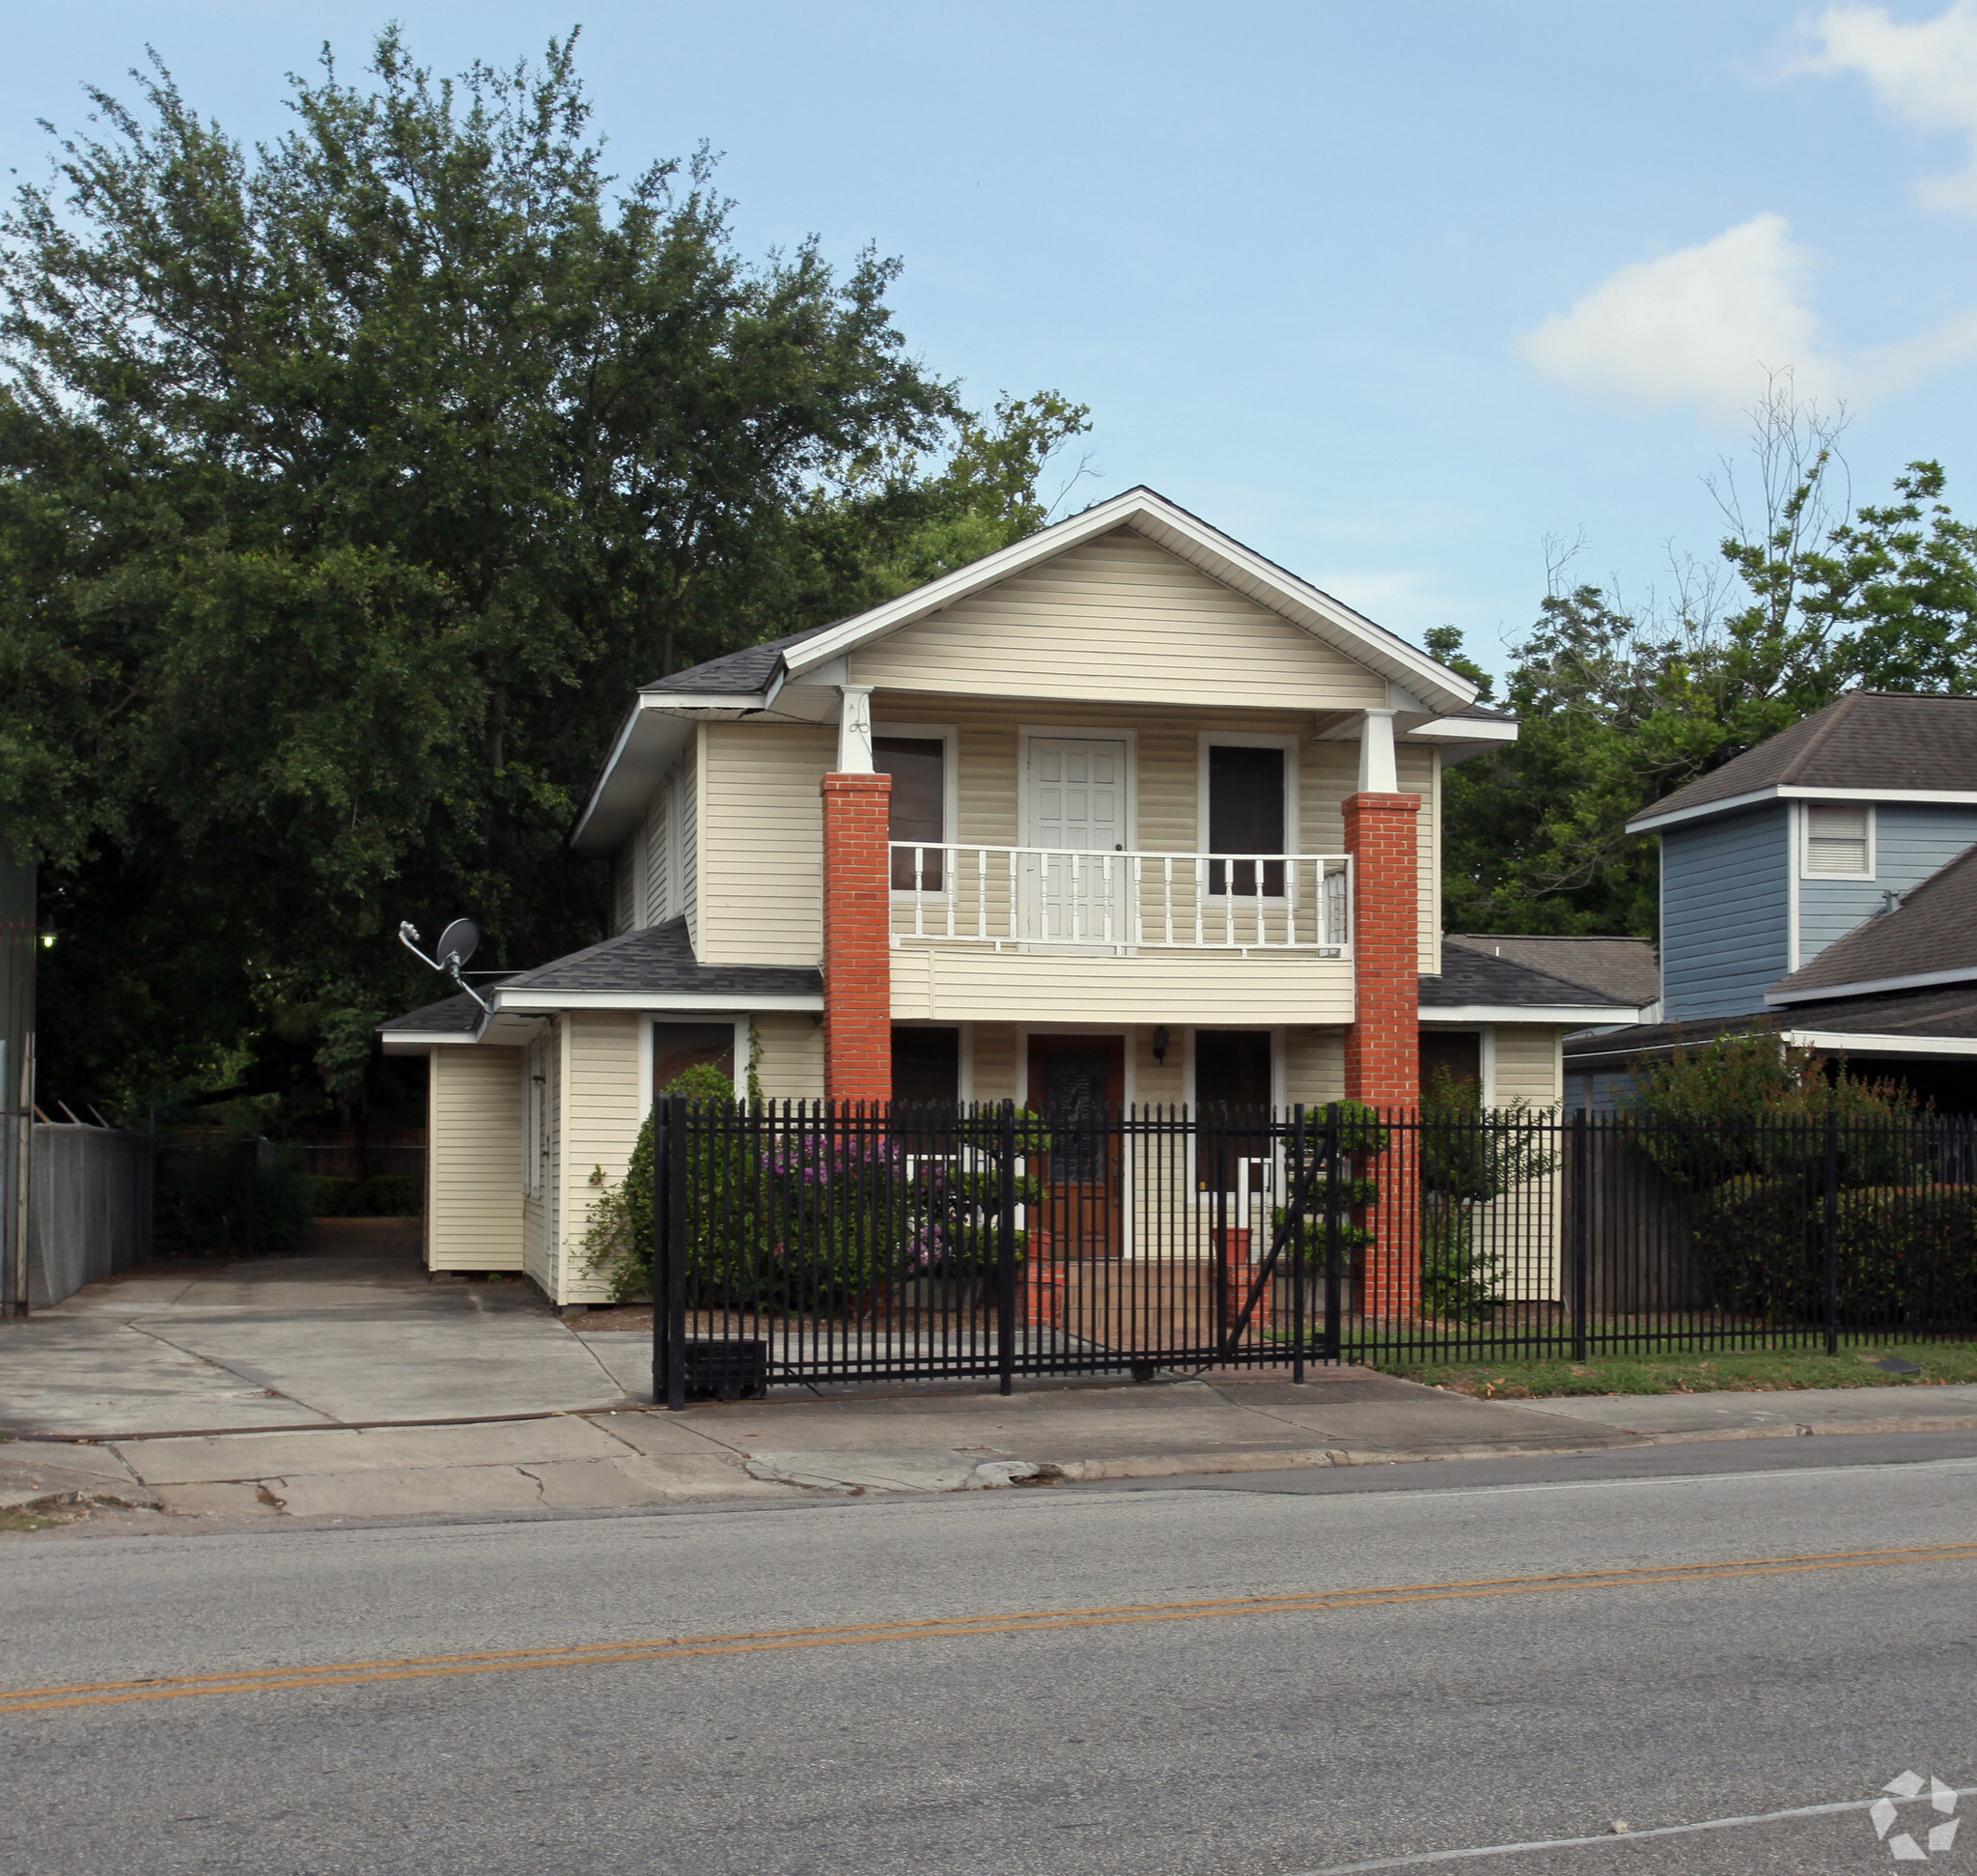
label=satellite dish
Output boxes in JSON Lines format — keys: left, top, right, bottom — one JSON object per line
{"left": 436, "top": 917, "right": 481, "bottom": 967}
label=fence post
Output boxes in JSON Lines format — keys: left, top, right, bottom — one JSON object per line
{"left": 996, "top": 1100, "right": 1016, "bottom": 1397}
{"left": 654, "top": 1093, "right": 688, "bottom": 1411}
{"left": 1291, "top": 1106, "right": 1306, "bottom": 1386}
{"left": 1211, "top": 1105, "right": 1230, "bottom": 1352}
{"left": 1570, "top": 1110, "right": 1588, "bottom": 1361}
{"left": 1323, "top": 1103, "right": 1342, "bottom": 1363}
{"left": 1824, "top": 1108, "right": 1840, "bottom": 1358}
{"left": 241, "top": 1136, "right": 258, "bottom": 1259}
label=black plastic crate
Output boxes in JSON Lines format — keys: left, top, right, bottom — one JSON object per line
{"left": 682, "top": 1338, "right": 769, "bottom": 1402}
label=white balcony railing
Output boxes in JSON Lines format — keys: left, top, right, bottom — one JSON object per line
{"left": 889, "top": 844, "right": 1351, "bottom": 953}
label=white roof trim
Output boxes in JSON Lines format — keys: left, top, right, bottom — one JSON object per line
{"left": 1404, "top": 715, "right": 1518, "bottom": 744}
{"left": 1782, "top": 1028, "right": 1977, "bottom": 1058}
{"left": 379, "top": 1030, "right": 480, "bottom": 1052}
{"left": 1768, "top": 963, "right": 1977, "bottom": 1005}
{"left": 1419, "top": 1003, "right": 1643, "bottom": 1025}
{"left": 780, "top": 488, "right": 1479, "bottom": 715}
{"left": 1630, "top": 782, "right": 1977, "bottom": 834}
{"left": 492, "top": 989, "right": 823, "bottom": 1013}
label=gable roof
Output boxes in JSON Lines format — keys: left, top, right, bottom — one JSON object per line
{"left": 1443, "top": 934, "right": 1659, "bottom": 1006}
{"left": 1768, "top": 842, "right": 1977, "bottom": 1004}
{"left": 768, "top": 487, "right": 1477, "bottom": 710}
{"left": 1629, "top": 691, "right": 1977, "bottom": 833}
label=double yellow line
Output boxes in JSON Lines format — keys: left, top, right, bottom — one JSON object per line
{"left": 8, "top": 1541, "right": 1975, "bottom": 1717}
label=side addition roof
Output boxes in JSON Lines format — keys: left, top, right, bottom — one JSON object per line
{"left": 1629, "top": 691, "right": 1977, "bottom": 834}
{"left": 1443, "top": 934, "right": 1659, "bottom": 1007}
{"left": 1768, "top": 842, "right": 1977, "bottom": 1005}
{"left": 489, "top": 918, "right": 822, "bottom": 1013}
{"left": 1419, "top": 945, "right": 1645, "bottom": 1025}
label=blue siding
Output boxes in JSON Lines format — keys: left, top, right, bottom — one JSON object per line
{"left": 1660, "top": 806, "right": 1790, "bottom": 1020}
{"left": 1797, "top": 803, "right": 1977, "bottom": 967}
{"left": 1566, "top": 1068, "right": 1638, "bottom": 1115}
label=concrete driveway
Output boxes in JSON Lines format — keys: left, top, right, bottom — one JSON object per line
{"left": 0, "top": 1220, "right": 640, "bottom": 1438}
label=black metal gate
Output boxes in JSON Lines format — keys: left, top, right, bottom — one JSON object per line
{"left": 650, "top": 1099, "right": 1977, "bottom": 1405}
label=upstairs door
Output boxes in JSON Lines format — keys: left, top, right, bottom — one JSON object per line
{"left": 1026, "top": 738, "right": 1128, "bottom": 944}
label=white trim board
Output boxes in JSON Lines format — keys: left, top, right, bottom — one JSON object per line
{"left": 1630, "top": 783, "right": 1977, "bottom": 835}
{"left": 1420, "top": 1003, "right": 1643, "bottom": 1024}
{"left": 493, "top": 990, "right": 822, "bottom": 1013}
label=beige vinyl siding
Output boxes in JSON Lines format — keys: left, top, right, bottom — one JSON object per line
{"left": 610, "top": 832, "right": 637, "bottom": 938}
{"left": 849, "top": 528, "right": 1388, "bottom": 711}
{"left": 893, "top": 947, "right": 1353, "bottom": 1026}
{"left": 698, "top": 721, "right": 833, "bottom": 965}
{"left": 967, "top": 1023, "right": 1019, "bottom": 1103}
{"left": 1134, "top": 1023, "right": 1184, "bottom": 1108}
{"left": 1490, "top": 1023, "right": 1566, "bottom": 1106}
{"left": 754, "top": 1011, "right": 825, "bottom": 1102}
{"left": 1398, "top": 742, "right": 1439, "bottom": 971}
{"left": 427, "top": 1048, "right": 525, "bottom": 1272}
{"left": 551, "top": 1012, "right": 646, "bottom": 1304}
{"left": 645, "top": 783, "right": 672, "bottom": 927}
{"left": 1283, "top": 1028, "right": 1347, "bottom": 1108}
{"left": 681, "top": 734, "right": 702, "bottom": 951}
{"left": 521, "top": 1022, "right": 563, "bottom": 1298}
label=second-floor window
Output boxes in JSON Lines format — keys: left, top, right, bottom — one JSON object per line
{"left": 877, "top": 735, "right": 946, "bottom": 890}
{"left": 1207, "top": 743, "right": 1287, "bottom": 896}
{"left": 1804, "top": 803, "right": 1873, "bottom": 878}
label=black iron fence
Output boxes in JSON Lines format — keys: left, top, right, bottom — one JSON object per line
{"left": 650, "top": 1100, "right": 1977, "bottom": 1404}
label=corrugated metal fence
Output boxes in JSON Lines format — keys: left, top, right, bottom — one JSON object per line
{"left": 26, "top": 1123, "right": 154, "bottom": 1308}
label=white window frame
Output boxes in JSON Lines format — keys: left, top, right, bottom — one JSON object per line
{"left": 522, "top": 1033, "right": 547, "bottom": 1195}
{"left": 875, "top": 721, "right": 959, "bottom": 901}
{"left": 642, "top": 1015, "right": 753, "bottom": 1115}
{"left": 1801, "top": 801, "right": 1876, "bottom": 880}
{"left": 1197, "top": 731, "right": 1299, "bottom": 903}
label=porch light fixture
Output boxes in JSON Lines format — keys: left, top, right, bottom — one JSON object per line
{"left": 1152, "top": 1026, "right": 1170, "bottom": 1065}
{"left": 37, "top": 927, "right": 55, "bottom": 950}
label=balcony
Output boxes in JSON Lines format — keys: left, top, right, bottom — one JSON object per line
{"left": 888, "top": 845, "right": 1350, "bottom": 956}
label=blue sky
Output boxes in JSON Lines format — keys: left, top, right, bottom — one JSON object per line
{"left": 9, "top": 2, "right": 1977, "bottom": 678}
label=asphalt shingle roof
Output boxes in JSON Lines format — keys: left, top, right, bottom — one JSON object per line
{"left": 1420, "top": 945, "right": 1633, "bottom": 1010}
{"left": 1565, "top": 983, "right": 1977, "bottom": 1065}
{"left": 1642, "top": 690, "right": 1977, "bottom": 824}
{"left": 638, "top": 624, "right": 838, "bottom": 696}
{"left": 1770, "top": 844, "right": 1977, "bottom": 997}
{"left": 494, "top": 918, "right": 822, "bottom": 999}
{"left": 1443, "top": 934, "right": 1659, "bottom": 1005}
{"left": 377, "top": 989, "right": 493, "bottom": 1036}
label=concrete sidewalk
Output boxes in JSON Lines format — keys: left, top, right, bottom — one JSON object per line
{"left": 9, "top": 1231, "right": 1977, "bottom": 1532}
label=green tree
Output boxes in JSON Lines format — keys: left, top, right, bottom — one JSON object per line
{"left": 1441, "top": 382, "right": 1977, "bottom": 936}
{"left": 0, "top": 31, "right": 1087, "bottom": 1114}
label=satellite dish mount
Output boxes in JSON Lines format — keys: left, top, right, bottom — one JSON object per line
{"left": 398, "top": 918, "right": 491, "bottom": 1014}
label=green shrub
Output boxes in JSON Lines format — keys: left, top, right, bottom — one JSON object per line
{"left": 155, "top": 1139, "right": 314, "bottom": 1255}
{"left": 355, "top": 1172, "right": 419, "bottom": 1216}
{"left": 305, "top": 1175, "right": 359, "bottom": 1217}
{"left": 1690, "top": 1177, "right": 1977, "bottom": 1324}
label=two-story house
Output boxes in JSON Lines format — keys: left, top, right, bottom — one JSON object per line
{"left": 1566, "top": 689, "right": 1977, "bottom": 1110}
{"left": 382, "top": 489, "right": 1638, "bottom": 1305}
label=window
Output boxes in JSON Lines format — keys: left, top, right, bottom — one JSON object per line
{"left": 876, "top": 735, "right": 946, "bottom": 890}
{"left": 652, "top": 1023, "right": 737, "bottom": 1099}
{"left": 892, "top": 1026, "right": 960, "bottom": 1110}
{"left": 1420, "top": 1030, "right": 1483, "bottom": 1101}
{"left": 1804, "top": 804, "right": 1873, "bottom": 878}
{"left": 1207, "top": 744, "right": 1286, "bottom": 895}
{"left": 1194, "top": 1029, "right": 1272, "bottom": 1192}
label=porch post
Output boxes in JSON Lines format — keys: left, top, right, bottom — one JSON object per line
{"left": 821, "top": 767, "right": 894, "bottom": 1105}
{"left": 1343, "top": 770, "right": 1421, "bottom": 1319}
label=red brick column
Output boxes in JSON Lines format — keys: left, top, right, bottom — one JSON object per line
{"left": 821, "top": 771, "right": 894, "bottom": 1105}
{"left": 1343, "top": 790, "right": 1421, "bottom": 1318}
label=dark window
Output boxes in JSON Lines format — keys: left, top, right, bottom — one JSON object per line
{"left": 891, "top": 1025, "right": 960, "bottom": 1110}
{"left": 1208, "top": 745, "right": 1285, "bottom": 895}
{"left": 876, "top": 736, "right": 945, "bottom": 890}
{"left": 1420, "top": 1031, "right": 1482, "bottom": 1102}
{"left": 653, "top": 1023, "right": 736, "bottom": 1098}
{"left": 1195, "top": 1029, "right": 1271, "bottom": 1189}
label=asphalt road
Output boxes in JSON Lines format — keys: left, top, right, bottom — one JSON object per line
{"left": 7, "top": 1435, "right": 1977, "bottom": 1876}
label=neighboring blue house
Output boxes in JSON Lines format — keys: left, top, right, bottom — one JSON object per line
{"left": 1566, "top": 691, "right": 1977, "bottom": 1111}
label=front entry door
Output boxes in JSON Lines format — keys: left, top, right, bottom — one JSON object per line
{"left": 1027, "top": 1034, "right": 1126, "bottom": 1257}
{"left": 1026, "top": 738, "right": 1128, "bottom": 943}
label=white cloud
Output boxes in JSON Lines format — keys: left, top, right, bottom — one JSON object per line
{"left": 1790, "top": 1, "right": 1977, "bottom": 212}
{"left": 1518, "top": 212, "right": 1977, "bottom": 421}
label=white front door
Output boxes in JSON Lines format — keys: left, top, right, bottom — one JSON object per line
{"left": 1026, "top": 738, "right": 1128, "bottom": 943}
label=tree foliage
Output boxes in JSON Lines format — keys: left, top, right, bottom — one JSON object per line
{"left": 1441, "top": 381, "right": 1977, "bottom": 936}
{"left": 0, "top": 32, "right": 1088, "bottom": 1111}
